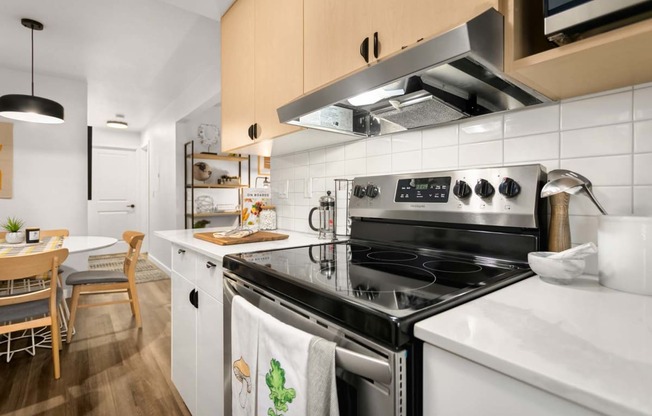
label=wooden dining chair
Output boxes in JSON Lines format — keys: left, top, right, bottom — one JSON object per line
{"left": 66, "top": 231, "right": 145, "bottom": 343}
{"left": 0, "top": 248, "right": 69, "bottom": 379}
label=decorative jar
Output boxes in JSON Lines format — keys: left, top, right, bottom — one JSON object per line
{"left": 259, "top": 205, "right": 277, "bottom": 230}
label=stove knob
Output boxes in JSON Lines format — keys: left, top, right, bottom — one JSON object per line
{"left": 499, "top": 177, "right": 521, "bottom": 198}
{"left": 353, "top": 184, "right": 366, "bottom": 198}
{"left": 366, "top": 184, "right": 379, "bottom": 198}
{"left": 474, "top": 179, "right": 495, "bottom": 198}
{"left": 452, "top": 180, "right": 471, "bottom": 199}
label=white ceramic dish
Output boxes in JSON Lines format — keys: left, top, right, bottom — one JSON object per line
{"left": 528, "top": 251, "right": 586, "bottom": 285}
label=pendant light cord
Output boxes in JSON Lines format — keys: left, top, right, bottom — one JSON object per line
{"left": 31, "top": 25, "right": 34, "bottom": 96}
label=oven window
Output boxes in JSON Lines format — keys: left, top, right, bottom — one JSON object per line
{"left": 337, "top": 378, "right": 358, "bottom": 416}
{"left": 545, "top": 0, "right": 592, "bottom": 16}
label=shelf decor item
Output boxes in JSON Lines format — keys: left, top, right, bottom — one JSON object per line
{"left": 193, "top": 162, "right": 212, "bottom": 182}
{"left": 198, "top": 124, "right": 220, "bottom": 155}
{"left": 2, "top": 216, "right": 25, "bottom": 244}
{"left": 195, "top": 195, "right": 214, "bottom": 213}
{"left": 25, "top": 227, "right": 40, "bottom": 244}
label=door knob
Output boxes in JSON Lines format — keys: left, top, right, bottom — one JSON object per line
{"left": 126, "top": 204, "right": 135, "bottom": 208}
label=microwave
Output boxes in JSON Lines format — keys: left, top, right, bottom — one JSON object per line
{"left": 544, "top": 0, "right": 652, "bottom": 45}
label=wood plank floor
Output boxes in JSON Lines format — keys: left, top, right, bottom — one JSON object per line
{"left": 0, "top": 279, "right": 191, "bottom": 416}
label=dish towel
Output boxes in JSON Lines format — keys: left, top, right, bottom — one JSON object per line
{"left": 231, "top": 296, "right": 260, "bottom": 416}
{"left": 308, "top": 337, "right": 340, "bottom": 416}
{"left": 256, "top": 309, "right": 314, "bottom": 416}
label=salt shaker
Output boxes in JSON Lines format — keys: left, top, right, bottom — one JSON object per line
{"left": 259, "top": 205, "right": 277, "bottom": 230}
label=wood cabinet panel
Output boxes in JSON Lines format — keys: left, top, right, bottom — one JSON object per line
{"left": 221, "top": 0, "right": 255, "bottom": 152}
{"left": 254, "top": 0, "right": 302, "bottom": 141}
{"left": 303, "top": 0, "right": 372, "bottom": 92}
{"left": 371, "top": 0, "right": 499, "bottom": 59}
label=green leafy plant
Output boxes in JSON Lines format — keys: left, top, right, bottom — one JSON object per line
{"left": 2, "top": 216, "right": 24, "bottom": 233}
{"left": 265, "top": 359, "right": 296, "bottom": 416}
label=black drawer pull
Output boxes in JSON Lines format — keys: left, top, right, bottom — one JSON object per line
{"left": 178, "top": 249, "right": 186, "bottom": 254}
{"left": 206, "top": 261, "right": 217, "bottom": 269}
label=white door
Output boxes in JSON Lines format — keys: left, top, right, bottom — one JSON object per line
{"left": 88, "top": 147, "right": 139, "bottom": 254}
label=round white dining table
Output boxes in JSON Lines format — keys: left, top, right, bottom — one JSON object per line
{"left": 62, "top": 236, "right": 118, "bottom": 254}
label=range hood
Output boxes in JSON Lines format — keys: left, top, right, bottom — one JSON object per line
{"left": 277, "top": 8, "right": 550, "bottom": 137}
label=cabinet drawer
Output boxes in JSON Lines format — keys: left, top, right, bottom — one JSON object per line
{"left": 171, "top": 244, "right": 197, "bottom": 283}
{"left": 196, "top": 254, "right": 223, "bottom": 301}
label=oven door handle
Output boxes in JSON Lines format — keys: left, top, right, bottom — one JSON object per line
{"left": 223, "top": 274, "right": 393, "bottom": 385}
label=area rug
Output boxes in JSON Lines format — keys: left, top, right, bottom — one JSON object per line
{"left": 88, "top": 253, "right": 169, "bottom": 284}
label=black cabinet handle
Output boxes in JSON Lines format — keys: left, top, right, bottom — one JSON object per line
{"left": 247, "top": 124, "right": 254, "bottom": 140}
{"left": 360, "top": 37, "right": 369, "bottom": 63}
{"left": 178, "top": 248, "right": 186, "bottom": 254}
{"left": 373, "top": 32, "right": 379, "bottom": 59}
{"left": 126, "top": 204, "right": 135, "bottom": 208}
{"left": 206, "top": 261, "right": 217, "bottom": 269}
{"left": 253, "top": 123, "right": 260, "bottom": 139}
{"left": 189, "top": 289, "right": 196, "bottom": 307}
{"left": 193, "top": 290, "right": 199, "bottom": 308}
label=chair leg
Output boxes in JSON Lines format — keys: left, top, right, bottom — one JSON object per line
{"left": 67, "top": 286, "right": 81, "bottom": 344}
{"left": 51, "top": 313, "right": 61, "bottom": 380}
{"left": 128, "top": 283, "right": 142, "bottom": 328}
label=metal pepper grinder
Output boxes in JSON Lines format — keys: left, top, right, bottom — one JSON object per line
{"left": 309, "top": 191, "right": 336, "bottom": 240}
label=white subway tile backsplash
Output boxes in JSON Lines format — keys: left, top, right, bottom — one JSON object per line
{"left": 367, "top": 154, "right": 392, "bottom": 175}
{"left": 459, "top": 141, "right": 502, "bottom": 167}
{"left": 504, "top": 104, "right": 559, "bottom": 138}
{"left": 633, "top": 186, "right": 652, "bottom": 215}
{"left": 326, "top": 145, "right": 346, "bottom": 162}
{"left": 634, "top": 120, "right": 652, "bottom": 153}
{"left": 563, "top": 86, "right": 632, "bottom": 102}
{"left": 561, "top": 124, "right": 632, "bottom": 158}
{"left": 567, "top": 186, "right": 632, "bottom": 216}
{"left": 561, "top": 91, "right": 632, "bottom": 130}
{"left": 634, "top": 153, "right": 652, "bottom": 185}
{"left": 392, "top": 150, "right": 422, "bottom": 173}
{"left": 345, "top": 140, "right": 367, "bottom": 160}
{"left": 392, "top": 131, "right": 422, "bottom": 152}
{"left": 294, "top": 152, "right": 309, "bottom": 166}
{"left": 459, "top": 114, "right": 503, "bottom": 144}
{"left": 568, "top": 215, "right": 599, "bottom": 245}
{"left": 422, "top": 146, "right": 458, "bottom": 171}
{"left": 504, "top": 132, "right": 559, "bottom": 163}
{"left": 309, "top": 163, "right": 326, "bottom": 179}
{"left": 345, "top": 158, "right": 367, "bottom": 176}
{"left": 294, "top": 165, "right": 309, "bottom": 180}
{"left": 634, "top": 87, "right": 652, "bottom": 121}
{"left": 422, "top": 124, "right": 458, "bottom": 148}
{"left": 309, "top": 148, "right": 326, "bottom": 164}
{"left": 365, "top": 136, "right": 392, "bottom": 156}
{"left": 325, "top": 160, "right": 346, "bottom": 177}
{"left": 560, "top": 155, "right": 632, "bottom": 186}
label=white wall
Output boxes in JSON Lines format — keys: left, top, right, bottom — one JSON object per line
{"left": 0, "top": 66, "right": 88, "bottom": 234}
{"left": 270, "top": 83, "right": 652, "bottom": 274}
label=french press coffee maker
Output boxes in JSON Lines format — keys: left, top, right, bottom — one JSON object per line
{"left": 309, "top": 190, "right": 336, "bottom": 240}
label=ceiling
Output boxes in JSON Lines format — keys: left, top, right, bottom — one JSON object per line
{"left": 0, "top": 0, "right": 234, "bottom": 131}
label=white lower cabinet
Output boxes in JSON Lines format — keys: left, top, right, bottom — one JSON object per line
{"left": 423, "top": 344, "right": 600, "bottom": 416}
{"left": 171, "top": 244, "right": 224, "bottom": 416}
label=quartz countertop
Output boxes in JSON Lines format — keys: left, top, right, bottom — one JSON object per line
{"left": 155, "top": 228, "right": 344, "bottom": 260}
{"left": 414, "top": 274, "right": 652, "bottom": 416}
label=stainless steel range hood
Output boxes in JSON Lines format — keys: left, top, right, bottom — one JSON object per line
{"left": 277, "top": 8, "right": 550, "bottom": 137}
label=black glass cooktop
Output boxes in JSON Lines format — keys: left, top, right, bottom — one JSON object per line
{"left": 223, "top": 240, "right": 532, "bottom": 348}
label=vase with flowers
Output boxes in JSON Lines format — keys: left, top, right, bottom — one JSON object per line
{"left": 2, "top": 216, "right": 25, "bottom": 244}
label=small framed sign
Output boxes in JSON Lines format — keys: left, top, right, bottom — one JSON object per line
{"left": 25, "top": 227, "right": 40, "bottom": 244}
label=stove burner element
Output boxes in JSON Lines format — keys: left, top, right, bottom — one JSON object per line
{"left": 367, "top": 251, "right": 418, "bottom": 261}
{"left": 351, "top": 263, "right": 436, "bottom": 292}
{"left": 423, "top": 260, "right": 483, "bottom": 274}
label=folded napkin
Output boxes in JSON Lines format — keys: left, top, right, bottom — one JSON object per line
{"left": 308, "top": 338, "right": 340, "bottom": 416}
{"left": 231, "top": 296, "right": 260, "bottom": 416}
{"left": 214, "top": 228, "right": 257, "bottom": 239}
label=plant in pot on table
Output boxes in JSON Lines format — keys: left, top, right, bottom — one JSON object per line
{"left": 2, "top": 216, "right": 25, "bottom": 244}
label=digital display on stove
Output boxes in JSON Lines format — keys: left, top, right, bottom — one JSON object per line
{"left": 395, "top": 177, "right": 451, "bottom": 203}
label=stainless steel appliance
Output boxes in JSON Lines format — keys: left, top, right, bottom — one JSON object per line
{"left": 223, "top": 164, "right": 547, "bottom": 416}
{"left": 277, "top": 8, "right": 550, "bottom": 138}
{"left": 309, "top": 190, "right": 336, "bottom": 240}
{"left": 544, "top": 0, "right": 652, "bottom": 45}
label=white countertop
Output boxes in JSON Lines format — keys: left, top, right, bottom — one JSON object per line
{"left": 155, "top": 228, "right": 344, "bottom": 260}
{"left": 414, "top": 274, "right": 652, "bottom": 416}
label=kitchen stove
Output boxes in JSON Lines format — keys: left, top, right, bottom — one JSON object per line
{"left": 223, "top": 164, "right": 547, "bottom": 416}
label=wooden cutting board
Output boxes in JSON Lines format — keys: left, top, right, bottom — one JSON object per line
{"left": 193, "top": 231, "right": 289, "bottom": 246}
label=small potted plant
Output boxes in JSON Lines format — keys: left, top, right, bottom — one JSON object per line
{"left": 2, "top": 216, "right": 25, "bottom": 244}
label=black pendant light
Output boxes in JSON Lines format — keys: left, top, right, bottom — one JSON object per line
{"left": 0, "top": 19, "right": 65, "bottom": 124}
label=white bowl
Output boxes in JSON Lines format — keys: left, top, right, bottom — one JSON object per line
{"left": 528, "top": 252, "right": 585, "bottom": 285}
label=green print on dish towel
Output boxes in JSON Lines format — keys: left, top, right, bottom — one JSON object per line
{"left": 265, "top": 359, "right": 296, "bottom": 416}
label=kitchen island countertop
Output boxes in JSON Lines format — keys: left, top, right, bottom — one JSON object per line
{"left": 415, "top": 274, "right": 652, "bottom": 416}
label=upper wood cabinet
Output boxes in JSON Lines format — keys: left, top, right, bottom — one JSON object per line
{"left": 221, "top": 0, "right": 302, "bottom": 152}
{"left": 303, "top": 0, "right": 499, "bottom": 92}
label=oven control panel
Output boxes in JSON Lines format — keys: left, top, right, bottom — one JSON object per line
{"left": 349, "top": 164, "right": 547, "bottom": 229}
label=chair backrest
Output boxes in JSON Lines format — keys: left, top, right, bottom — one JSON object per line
{"left": 40, "top": 229, "right": 70, "bottom": 238}
{"left": 122, "top": 231, "right": 145, "bottom": 281}
{"left": 0, "top": 248, "right": 69, "bottom": 308}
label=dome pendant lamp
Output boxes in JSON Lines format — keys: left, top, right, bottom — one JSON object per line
{"left": 0, "top": 19, "right": 65, "bottom": 124}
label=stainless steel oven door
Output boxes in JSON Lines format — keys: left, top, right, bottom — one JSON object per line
{"left": 223, "top": 271, "right": 408, "bottom": 416}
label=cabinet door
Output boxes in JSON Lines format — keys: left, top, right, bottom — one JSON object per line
{"left": 253, "top": 0, "right": 303, "bottom": 141}
{"left": 371, "top": 0, "right": 499, "bottom": 60}
{"left": 304, "top": 0, "right": 372, "bottom": 92}
{"left": 196, "top": 292, "right": 224, "bottom": 416}
{"left": 196, "top": 255, "right": 223, "bottom": 301}
{"left": 221, "top": 0, "right": 255, "bottom": 152}
{"left": 171, "top": 244, "right": 197, "bottom": 284}
{"left": 171, "top": 272, "right": 198, "bottom": 415}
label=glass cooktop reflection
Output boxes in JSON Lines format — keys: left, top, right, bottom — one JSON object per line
{"left": 231, "top": 240, "right": 527, "bottom": 317}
